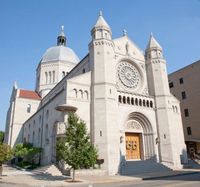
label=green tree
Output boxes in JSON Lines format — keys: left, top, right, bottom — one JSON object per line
{"left": 57, "top": 113, "right": 98, "bottom": 181}
{"left": 14, "top": 143, "right": 42, "bottom": 165}
{"left": 0, "top": 131, "right": 4, "bottom": 143}
{"left": 0, "top": 144, "right": 13, "bottom": 175}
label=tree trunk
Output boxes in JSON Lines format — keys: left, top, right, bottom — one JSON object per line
{"left": 0, "top": 164, "right": 3, "bottom": 176}
{"left": 72, "top": 168, "right": 75, "bottom": 181}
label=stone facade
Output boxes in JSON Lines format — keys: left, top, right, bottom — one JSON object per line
{"left": 5, "top": 13, "right": 187, "bottom": 175}
{"left": 169, "top": 60, "right": 200, "bottom": 156}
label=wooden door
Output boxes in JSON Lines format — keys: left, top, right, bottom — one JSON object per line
{"left": 125, "top": 133, "right": 141, "bottom": 160}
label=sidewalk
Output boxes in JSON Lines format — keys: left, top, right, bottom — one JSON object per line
{"left": 0, "top": 165, "right": 200, "bottom": 187}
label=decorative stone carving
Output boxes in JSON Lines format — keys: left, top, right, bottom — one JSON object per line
{"left": 117, "top": 61, "right": 141, "bottom": 90}
{"left": 126, "top": 120, "right": 142, "bottom": 132}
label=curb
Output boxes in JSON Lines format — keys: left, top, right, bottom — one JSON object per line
{"left": 143, "top": 171, "right": 199, "bottom": 180}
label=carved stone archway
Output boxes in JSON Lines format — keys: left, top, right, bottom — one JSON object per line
{"left": 125, "top": 112, "right": 155, "bottom": 160}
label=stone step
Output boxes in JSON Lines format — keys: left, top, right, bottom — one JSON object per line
{"left": 120, "top": 159, "right": 172, "bottom": 175}
{"left": 32, "top": 164, "right": 63, "bottom": 176}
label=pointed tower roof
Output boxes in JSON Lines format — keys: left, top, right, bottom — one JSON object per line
{"left": 146, "top": 33, "right": 162, "bottom": 51}
{"left": 94, "top": 11, "right": 110, "bottom": 29}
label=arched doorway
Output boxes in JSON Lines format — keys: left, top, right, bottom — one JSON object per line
{"left": 125, "top": 112, "right": 155, "bottom": 160}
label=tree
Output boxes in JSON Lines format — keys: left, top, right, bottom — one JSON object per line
{"left": 0, "top": 144, "right": 13, "bottom": 176}
{"left": 0, "top": 131, "right": 4, "bottom": 143}
{"left": 57, "top": 113, "right": 98, "bottom": 181}
{"left": 14, "top": 143, "right": 42, "bottom": 166}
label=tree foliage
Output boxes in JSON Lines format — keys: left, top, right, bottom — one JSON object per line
{"left": 14, "top": 143, "right": 42, "bottom": 164}
{"left": 57, "top": 113, "right": 98, "bottom": 181}
{"left": 0, "top": 131, "right": 4, "bottom": 143}
{"left": 0, "top": 143, "right": 13, "bottom": 165}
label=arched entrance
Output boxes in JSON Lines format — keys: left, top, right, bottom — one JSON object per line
{"left": 125, "top": 112, "right": 155, "bottom": 160}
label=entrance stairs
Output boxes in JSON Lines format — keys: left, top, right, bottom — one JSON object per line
{"left": 31, "top": 164, "right": 63, "bottom": 176}
{"left": 120, "top": 159, "right": 172, "bottom": 175}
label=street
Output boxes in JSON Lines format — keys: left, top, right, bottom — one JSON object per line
{"left": 1, "top": 172, "right": 200, "bottom": 187}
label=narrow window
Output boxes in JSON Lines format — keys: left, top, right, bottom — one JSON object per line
{"left": 62, "top": 71, "right": 65, "bottom": 78}
{"left": 53, "top": 71, "right": 55, "bottom": 83}
{"left": 45, "top": 124, "right": 49, "bottom": 144}
{"left": 181, "top": 91, "right": 186, "bottom": 100}
{"left": 150, "top": 101, "right": 153, "bottom": 108}
{"left": 127, "top": 97, "right": 130, "bottom": 104}
{"left": 139, "top": 99, "right": 142, "bottom": 106}
{"left": 179, "top": 78, "right": 184, "bottom": 84}
{"left": 45, "top": 72, "right": 48, "bottom": 84}
{"left": 131, "top": 98, "right": 134, "bottom": 105}
{"left": 187, "top": 127, "right": 192, "bottom": 135}
{"left": 169, "top": 82, "right": 174, "bottom": 88}
{"left": 49, "top": 71, "right": 52, "bottom": 83}
{"left": 123, "top": 96, "right": 126, "bottom": 104}
{"left": 184, "top": 108, "right": 189, "bottom": 117}
{"left": 82, "top": 68, "right": 86, "bottom": 73}
{"left": 46, "top": 110, "right": 49, "bottom": 119}
{"left": 27, "top": 104, "right": 31, "bottom": 113}
{"left": 118, "top": 95, "right": 122, "bottom": 103}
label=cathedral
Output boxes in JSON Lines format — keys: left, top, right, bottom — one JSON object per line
{"left": 5, "top": 12, "right": 187, "bottom": 175}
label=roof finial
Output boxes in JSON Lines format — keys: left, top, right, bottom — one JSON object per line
{"left": 61, "top": 25, "right": 64, "bottom": 32}
{"left": 60, "top": 25, "right": 65, "bottom": 36}
{"left": 150, "top": 32, "right": 153, "bottom": 37}
{"left": 123, "top": 29, "right": 127, "bottom": 36}
{"left": 99, "top": 10, "right": 103, "bottom": 16}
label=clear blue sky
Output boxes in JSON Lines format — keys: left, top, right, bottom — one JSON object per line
{"left": 0, "top": 0, "right": 200, "bottom": 131}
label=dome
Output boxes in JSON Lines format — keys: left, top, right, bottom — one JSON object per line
{"left": 41, "top": 46, "right": 79, "bottom": 64}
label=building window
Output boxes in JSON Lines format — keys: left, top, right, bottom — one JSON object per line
{"left": 179, "top": 78, "right": 184, "bottom": 84}
{"left": 187, "top": 127, "right": 192, "bottom": 135}
{"left": 181, "top": 91, "right": 186, "bottom": 100}
{"left": 82, "top": 68, "right": 86, "bottom": 73}
{"left": 184, "top": 108, "right": 189, "bottom": 117}
{"left": 52, "top": 71, "right": 55, "bottom": 83}
{"left": 27, "top": 104, "right": 31, "bottom": 113}
{"left": 62, "top": 71, "right": 65, "bottom": 78}
{"left": 169, "top": 82, "right": 174, "bottom": 88}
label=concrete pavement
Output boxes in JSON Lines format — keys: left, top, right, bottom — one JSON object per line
{"left": 0, "top": 165, "right": 200, "bottom": 187}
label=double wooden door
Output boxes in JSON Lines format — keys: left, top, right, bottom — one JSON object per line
{"left": 125, "top": 133, "right": 141, "bottom": 160}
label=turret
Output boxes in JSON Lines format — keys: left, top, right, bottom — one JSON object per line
{"left": 145, "top": 33, "right": 170, "bottom": 96}
{"left": 91, "top": 11, "right": 112, "bottom": 40}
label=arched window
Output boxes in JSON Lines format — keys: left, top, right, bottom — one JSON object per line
{"left": 62, "top": 71, "right": 65, "bottom": 78}
{"left": 131, "top": 98, "right": 134, "bottom": 105}
{"left": 143, "top": 99, "right": 146, "bottom": 107}
{"left": 147, "top": 100, "right": 149, "bottom": 107}
{"left": 28, "top": 134, "right": 30, "bottom": 143}
{"left": 52, "top": 71, "right": 55, "bottom": 83}
{"left": 45, "top": 124, "right": 49, "bottom": 144}
{"left": 127, "top": 97, "right": 130, "bottom": 104}
{"left": 73, "top": 89, "right": 77, "bottom": 98}
{"left": 46, "top": 110, "right": 49, "bottom": 119}
{"left": 39, "top": 115, "right": 41, "bottom": 124}
{"left": 79, "top": 90, "right": 83, "bottom": 98}
{"left": 32, "top": 131, "right": 35, "bottom": 144}
{"left": 123, "top": 96, "right": 126, "bottom": 104}
{"left": 49, "top": 71, "right": 52, "bottom": 83}
{"left": 118, "top": 95, "right": 122, "bottom": 103}
{"left": 135, "top": 98, "right": 138, "bottom": 106}
{"left": 45, "top": 72, "right": 48, "bottom": 84}
{"left": 150, "top": 101, "right": 153, "bottom": 108}
{"left": 38, "top": 128, "right": 41, "bottom": 144}
{"left": 27, "top": 104, "right": 31, "bottom": 113}
{"left": 84, "top": 90, "right": 89, "bottom": 100}
{"left": 139, "top": 99, "right": 142, "bottom": 106}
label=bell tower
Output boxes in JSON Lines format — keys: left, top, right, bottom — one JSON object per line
{"left": 89, "top": 11, "right": 120, "bottom": 175}
{"left": 146, "top": 33, "right": 187, "bottom": 168}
